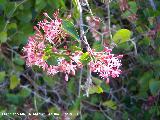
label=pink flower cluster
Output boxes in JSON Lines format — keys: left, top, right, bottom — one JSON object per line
{"left": 23, "top": 11, "right": 83, "bottom": 81}
{"left": 23, "top": 11, "right": 123, "bottom": 82}
{"left": 89, "top": 47, "right": 123, "bottom": 83}
{"left": 37, "top": 10, "right": 66, "bottom": 45}
{"left": 23, "top": 36, "right": 48, "bottom": 70}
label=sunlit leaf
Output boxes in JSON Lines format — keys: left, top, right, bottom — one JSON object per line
{"left": 89, "top": 85, "right": 103, "bottom": 94}
{"left": 113, "top": 29, "right": 131, "bottom": 44}
{"left": 80, "top": 52, "right": 91, "bottom": 65}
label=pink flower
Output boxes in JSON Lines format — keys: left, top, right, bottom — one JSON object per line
{"left": 70, "top": 51, "right": 83, "bottom": 68}
{"left": 58, "top": 58, "right": 77, "bottom": 75}
{"left": 47, "top": 65, "right": 59, "bottom": 75}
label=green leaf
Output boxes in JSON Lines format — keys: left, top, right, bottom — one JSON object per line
{"left": 0, "top": 31, "right": 7, "bottom": 43}
{"left": 72, "top": 0, "right": 80, "bottom": 19}
{"left": 19, "top": 88, "right": 31, "bottom": 98}
{"left": 80, "top": 52, "right": 91, "bottom": 65}
{"left": 11, "top": 32, "right": 27, "bottom": 46}
{"left": 149, "top": 80, "right": 160, "bottom": 95}
{"left": 62, "top": 20, "right": 79, "bottom": 41}
{"left": 47, "top": 55, "right": 58, "bottom": 65}
{"left": 4, "top": 2, "right": 15, "bottom": 18}
{"left": 101, "top": 81, "right": 110, "bottom": 93}
{"left": 35, "top": 0, "right": 47, "bottom": 12}
{"left": 113, "top": 29, "right": 131, "bottom": 44}
{"left": 13, "top": 57, "right": 25, "bottom": 66}
{"left": 93, "top": 112, "right": 105, "bottom": 120}
{"left": 44, "top": 44, "right": 52, "bottom": 54}
{"left": 70, "top": 46, "right": 82, "bottom": 51}
{"left": 7, "top": 23, "right": 17, "bottom": 30}
{"left": 0, "top": 0, "right": 7, "bottom": 9}
{"left": 138, "top": 72, "right": 153, "bottom": 97}
{"left": 17, "top": 10, "right": 32, "bottom": 23}
{"left": 10, "top": 75, "right": 20, "bottom": 89}
{"left": 0, "top": 71, "right": 6, "bottom": 82}
{"left": 0, "top": 106, "right": 6, "bottom": 116}
{"left": 128, "top": 1, "right": 137, "bottom": 13}
{"left": 92, "top": 77, "right": 102, "bottom": 86}
{"left": 92, "top": 41, "right": 104, "bottom": 52}
{"left": 89, "top": 85, "right": 103, "bottom": 94}
{"left": 48, "top": 107, "right": 60, "bottom": 114}
{"left": 0, "top": 17, "right": 5, "bottom": 31}
{"left": 19, "top": 23, "right": 33, "bottom": 35}
{"left": 70, "top": 98, "right": 81, "bottom": 119}
{"left": 47, "top": 0, "right": 60, "bottom": 8}
{"left": 138, "top": 37, "right": 150, "bottom": 46}
{"left": 67, "top": 77, "right": 76, "bottom": 93}
{"left": 59, "top": 0, "right": 66, "bottom": 9}
{"left": 122, "top": 11, "right": 132, "bottom": 18}
{"left": 6, "top": 93, "right": 23, "bottom": 105}
{"left": 103, "top": 100, "right": 117, "bottom": 110}
{"left": 122, "top": 1, "right": 137, "bottom": 18}
{"left": 43, "top": 74, "right": 59, "bottom": 86}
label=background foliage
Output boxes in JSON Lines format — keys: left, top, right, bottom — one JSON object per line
{"left": 0, "top": 0, "right": 160, "bottom": 119}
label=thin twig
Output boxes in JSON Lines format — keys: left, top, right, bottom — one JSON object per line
{"left": 106, "top": 1, "right": 113, "bottom": 41}
{"left": 105, "top": 0, "right": 116, "bottom": 48}
{"left": 130, "top": 39, "right": 138, "bottom": 56}
{"left": 84, "top": 0, "right": 94, "bottom": 16}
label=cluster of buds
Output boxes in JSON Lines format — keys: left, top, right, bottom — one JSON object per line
{"left": 119, "top": 0, "right": 130, "bottom": 12}
{"left": 23, "top": 11, "right": 123, "bottom": 82}
{"left": 119, "top": 0, "right": 138, "bottom": 21}
{"left": 86, "top": 16, "right": 110, "bottom": 45}
{"left": 86, "top": 16, "right": 101, "bottom": 41}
